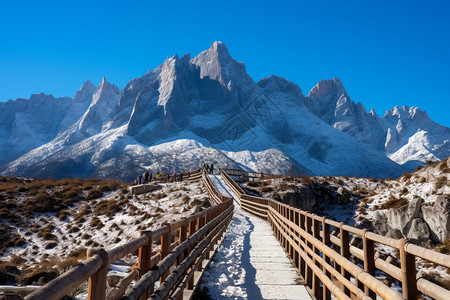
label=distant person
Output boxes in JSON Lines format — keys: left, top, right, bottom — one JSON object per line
{"left": 144, "top": 171, "right": 149, "bottom": 184}
{"left": 138, "top": 174, "right": 142, "bottom": 184}
{"left": 149, "top": 172, "right": 153, "bottom": 183}
{"left": 156, "top": 172, "right": 161, "bottom": 181}
{"left": 210, "top": 163, "right": 214, "bottom": 174}
{"left": 206, "top": 164, "right": 210, "bottom": 173}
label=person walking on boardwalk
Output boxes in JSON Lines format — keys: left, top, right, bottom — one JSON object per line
{"left": 210, "top": 163, "right": 214, "bottom": 174}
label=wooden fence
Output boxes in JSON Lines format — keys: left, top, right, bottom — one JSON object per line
{"left": 19, "top": 168, "right": 232, "bottom": 300}
{"left": 221, "top": 168, "right": 285, "bottom": 181}
{"left": 220, "top": 168, "right": 450, "bottom": 300}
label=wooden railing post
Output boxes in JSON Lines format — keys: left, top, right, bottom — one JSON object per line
{"left": 161, "top": 223, "right": 171, "bottom": 283}
{"left": 138, "top": 231, "right": 153, "bottom": 299}
{"left": 289, "top": 208, "right": 294, "bottom": 260}
{"left": 87, "top": 248, "right": 108, "bottom": 300}
{"left": 399, "top": 239, "right": 417, "bottom": 300}
{"left": 312, "top": 217, "right": 321, "bottom": 297}
{"left": 299, "top": 212, "right": 306, "bottom": 279}
{"left": 294, "top": 210, "right": 300, "bottom": 269}
{"left": 339, "top": 223, "right": 351, "bottom": 296}
{"left": 187, "top": 219, "right": 197, "bottom": 290}
{"left": 205, "top": 212, "right": 213, "bottom": 259}
{"left": 305, "top": 214, "right": 313, "bottom": 288}
{"left": 178, "top": 221, "right": 188, "bottom": 265}
{"left": 322, "top": 218, "right": 331, "bottom": 300}
{"left": 363, "top": 229, "right": 376, "bottom": 299}
{"left": 197, "top": 215, "right": 206, "bottom": 271}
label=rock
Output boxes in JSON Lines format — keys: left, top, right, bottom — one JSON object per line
{"left": 384, "top": 198, "right": 423, "bottom": 236}
{"left": 372, "top": 211, "right": 389, "bottom": 236}
{"left": 107, "top": 274, "right": 123, "bottom": 286}
{"left": 422, "top": 196, "right": 450, "bottom": 243}
{"left": 406, "top": 218, "right": 430, "bottom": 242}
{"left": 280, "top": 186, "right": 316, "bottom": 210}
{"left": 386, "top": 228, "right": 403, "bottom": 239}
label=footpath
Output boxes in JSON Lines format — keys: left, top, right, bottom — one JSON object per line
{"left": 200, "top": 175, "right": 312, "bottom": 299}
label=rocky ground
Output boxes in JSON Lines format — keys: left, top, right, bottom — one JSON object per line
{"left": 0, "top": 177, "right": 209, "bottom": 289}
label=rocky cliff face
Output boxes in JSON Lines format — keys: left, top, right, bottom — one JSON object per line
{"left": 1, "top": 42, "right": 449, "bottom": 180}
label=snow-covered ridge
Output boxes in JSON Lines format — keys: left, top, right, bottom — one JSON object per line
{"left": 1, "top": 41, "right": 449, "bottom": 180}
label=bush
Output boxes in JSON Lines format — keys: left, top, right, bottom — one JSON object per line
{"left": 45, "top": 242, "right": 58, "bottom": 249}
{"left": 261, "top": 186, "right": 273, "bottom": 193}
{"left": 436, "top": 239, "right": 450, "bottom": 255}
{"left": 435, "top": 176, "right": 447, "bottom": 190}
{"left": 86, "top": 188, "right": 103, "bottom": 200}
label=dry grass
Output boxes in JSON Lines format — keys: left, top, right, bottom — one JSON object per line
{"left": 380, "top": 197, "right": 408, "bottom": 210}
{"left": 435, "top": 176, "right": 447, "bottom": 190}
{"left": 435, "top": 239, "right": 450, "bottom": 255}
{"left": 0, "top": 176, "right": 127, "bottom": 253}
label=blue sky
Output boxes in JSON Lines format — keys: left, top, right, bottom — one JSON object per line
{"left": 1, "top": 0, "right": 449, "bottom": 126}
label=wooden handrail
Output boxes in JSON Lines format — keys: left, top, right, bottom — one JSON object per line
{"left": 24, "top": 168, "right": 233, "bottom": 300}
{"left": 220, "top": 169, "right": 450, "bottom": 300}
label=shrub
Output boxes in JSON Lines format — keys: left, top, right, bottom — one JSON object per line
{"left": 436, "top": 239, "right": 450, "bottom": 255}
{"left": 247, "top": 181, "right": 260, "bottom": 187}
{"left": 261, "top": 186, "right": 273, "bottom": 193}
{"left": 45, "top": 242, "right": 58, "bottom": 249}
{"left": 435, "top": 176, "right": 447, "bottom": 190}
{"left": 14, "top": 238, "right": 27, "bottom": 247}
{"left": 181, "top": 195, "right": 190, "bottom": 204}
{"left": 86, "top": 188, "right": 103, "bottom": 200}
{"left": 90, "top": 217, "right": 104, "bottom": 229}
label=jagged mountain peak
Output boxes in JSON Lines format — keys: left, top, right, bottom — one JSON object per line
{"left": 74, "top": 80, "right": 96, "bottom": 101}
{"left": 211, "top": 41, "right": 230, "bottom": 55}
{"left": 384, "top": 105, "right": 429, "bottom": 121}
{"left": 307, "top": 77, "right": 346, "bottom": 98}
{"left": 191, "top": 41, "right": 253, "bottom": 88}
{"left": 257, "top": 75, "right": 305, "bottom": 99}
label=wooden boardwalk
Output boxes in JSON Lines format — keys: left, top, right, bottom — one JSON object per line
{"left": 204, "top": 175, "right": 312, "bottom": 299}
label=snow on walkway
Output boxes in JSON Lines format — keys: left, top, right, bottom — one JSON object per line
{"left": 200, "top": 175, "right": 312, "bottom": 299}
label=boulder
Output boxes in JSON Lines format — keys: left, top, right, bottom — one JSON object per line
{"left": 406, "top": 218, "right": 430, "bottom": 242}
{"left": 386, "top": 228, "right": 403, "bottom": 239}
{"left": 384, "top": 198, "right": 423, "bottom": 236}
{"left": 280, "top": 186, "right": 316, "bottom": 211}
{"left": 372, "top": 211, "right": 389, "bottom": 235}
{"left": 422, "top": 196, "right": 450, "bottom": 243}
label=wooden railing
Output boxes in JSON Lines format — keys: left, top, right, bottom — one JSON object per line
{"left": 22, "top": 169, "right": 233, "bottom": 300}
{"left": 220, "top": 168, "right": 450, "bottom": 300}
{"left": 221, "top": 168, "right": 284, "bottom": 181}
{"left": 202, "top": 167, "right": 233, "bottom": 205}
{"left": 153, "top": 168, "right": 202, "bottom": 183}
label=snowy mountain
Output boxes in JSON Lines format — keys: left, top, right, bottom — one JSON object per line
{"left": 305, "top": 78, "right": 450, "bottom": 165}
{"left": 1, "top": 41, "right": 449, "bottom": 180}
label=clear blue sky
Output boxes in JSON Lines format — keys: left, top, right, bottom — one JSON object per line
{"left": 1, "top": 0, "right": 449, "bottom": 126}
